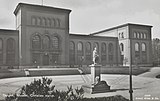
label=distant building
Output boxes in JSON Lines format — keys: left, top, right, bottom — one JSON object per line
{"left": 152, "top": 38, "right": 160, "bottom": 66}
{"left": 0, "top": 3, "right": 153, "bottom": 68}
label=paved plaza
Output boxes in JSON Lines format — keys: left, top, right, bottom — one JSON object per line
{"left": 0, "top": 68, "right": 160, "bottom": 101}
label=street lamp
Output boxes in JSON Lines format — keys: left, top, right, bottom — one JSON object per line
{"left": 129, "top": 40, "right": 133, "bottom": 101}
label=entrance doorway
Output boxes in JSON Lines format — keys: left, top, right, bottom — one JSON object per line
{"left": 43, "top": 54, "right": 49, "bottom": 65}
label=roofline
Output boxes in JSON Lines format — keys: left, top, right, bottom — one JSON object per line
{"left": 91, "top": 23, "right": 153, "bottom": 35}
{"left": 69, "top": 33, "right": 118, "bottom": 39}
{"left": 0, "top": 29, "right": 18, "bottom": 32}
{"left": 14, "top": 3, "right": 72, "bottom": 15}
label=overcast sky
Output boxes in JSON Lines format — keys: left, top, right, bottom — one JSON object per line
{"left": 0, "top": 0, "right": 160, "bottom": 38}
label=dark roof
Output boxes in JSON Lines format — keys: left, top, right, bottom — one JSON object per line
{"left": 69, "top": 33, "right": 117, "bottom": 40}
{"left": 14, "top": 3, "right": 71, "bottom": 15}
{"left": 91, "top": 23, "right": 153, "bottom": 35}
{"left": 0, "top": 29, "right": 18, "bottom": 32}
{"left": 0, "top": 29, "right": 19, "bottom": 35}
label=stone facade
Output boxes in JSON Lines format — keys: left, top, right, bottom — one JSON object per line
{"left": 0, "top": 29, "right": 19, "bottom": 67}
{"left": 0, "top": 3, "right": 153, "bottom": 68}
{"left": 92, "top": 24, "right": 152, "bottom": 66}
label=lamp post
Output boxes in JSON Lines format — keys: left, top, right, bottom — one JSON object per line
{"left": 129, "top": 40, "right": 133, "bottom": 101}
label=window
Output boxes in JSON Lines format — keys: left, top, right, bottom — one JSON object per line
{"left": 77, "top": 42, "right": 83, "bottom": 65}
{"left": 85, "top": 42, "right": 92, "bottom": 63}
{"left": 70, "top": 41, "right": 75, "bottom": 51}
{"left": 101, "top": 43, "right": 106, "bottom": 62}
{"left": 31, "top": 17, "right": 36, "bottom": 25}
{"left": 108, "top": 43, "right": 113, "bottom": 53}
{"left": 7, "top": 38, "right": 15, "bottom": 51}
{"left": 52, "top": 18, "right": 56, "bottom": 27}
{"left": 120, "top": 43, "right": 124, "bottom": 52}
{"left": 43, "top": 36, "right": 50, "bottom": 49}
{"left": 32, "top": 35, "right": 41, "bottom": 49}
{"left": 0, "top": 39, "right": 2, "bottom": 50}
{"left": 86, "top": 42, "right": 91, "bottom": 51}
{"left": 69, "top": 41, "right": 75, "bottom": 65}
{"left": 144, "top": 33, "right": 147, "bottom": 39}
{"left": 121, "top": 32, "right": 124, "bottom": 38}
{"left": 135, "top": 43, "right": 139, "bottom": 51}
{"left": 108, "top": 43, "right": 114, "bottom": 62}
{"left": 78, "top": 42, "right": 83, "bottom": 51}
{"left": 119, "top": 32, "right": 124, "bottom": 38}
{"left": 56, "top": 18, "right": 60, "bottom": 27}
{"left": 137, "top": 32, "right": 140, "bottom": 38}
{"left": 6, "top": 38, "right": 15, "bottom": 65}
{"left": 134, "top": 32, "right": 137, "bottom": 38}
{"left": 93, "top": 42, "right": 99, "bottom": 53}
{"left": 42, "top": 18, "right": 46, "bottom": 26}
{"left": 141, "top": 33, "right": 143, "bottom": 39}
{"left": 47, "top": 18, "right": 51, "bottom": 27}
{"left": 37, "top": 17, "right": 41, "bottom": 25}
{"left": 101, "top": 43, "right": 106, "bottom": 52}
{"left": 142, "top": 43, "right": 146, "bottom": 52}
{"left": 52, "top": 36, "right": 59, "bottom": 49}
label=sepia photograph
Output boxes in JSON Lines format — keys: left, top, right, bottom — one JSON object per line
{"left": 0, "top": 0, "right": 160, "bottom": 101}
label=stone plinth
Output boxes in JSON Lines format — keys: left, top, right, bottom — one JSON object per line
{"left": 82, "top": 64, "right": 110, "bottom": 94}
{"left": 90, "top": 64, "right": 101, "bottom": 84}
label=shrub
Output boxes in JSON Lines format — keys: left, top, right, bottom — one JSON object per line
{"left": 5, "top": 77, "right": 129, "bottom": 101}
{"left": 5, "top": 77, "right": 84, "bottom": 101}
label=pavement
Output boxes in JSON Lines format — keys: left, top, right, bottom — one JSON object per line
{"left": 139, "top": 67, "right": 160, "bottom": 78}
{"left": 0, "top": 67, "right": 160, "bottom": 101}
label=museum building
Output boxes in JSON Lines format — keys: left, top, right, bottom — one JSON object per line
{"left": 0, "top": 3, "right": 153, "bottom": 68}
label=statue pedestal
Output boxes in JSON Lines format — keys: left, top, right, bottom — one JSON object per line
{"left": 82, "top": 64, "right": 110, "bottom": 94}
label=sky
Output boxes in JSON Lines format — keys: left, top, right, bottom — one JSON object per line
{"left": 0, "top": 0, "right": 160, "bottom": 38}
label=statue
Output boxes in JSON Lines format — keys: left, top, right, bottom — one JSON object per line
{"left": 93, "top": 47, "right": 99, "bottom": 64}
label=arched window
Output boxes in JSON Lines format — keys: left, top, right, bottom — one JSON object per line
{"left": 85, "top": 42, "right": 92, "bottom": 63}
{"left": 52, "top": 18, "right": 56, "bottom": 27}
{"left": 141, "top": 33, "right": 143, "bottom": 39}
{"left": 43, "top": 36, "right": 50, "bottom": 49}
{"left": 7, "top": 38, "right": 15, "bottom": 51}
{"left": 37, "top": 17, "right": 41, "bottom": 25}
{"left": 120, "top": 43, "right": 124, "bottom": 52}
{"left": 32, "top": 35, "right": 41, "bottom": 49}
{"left": 137, "top": 32, "right": 140, "bottom": 38}
{"left": 52, "top": 36, "right": 59, "bottom": 49}
{"left": 6, "top": 38, "right": 15, "bottom": 65}
{"left": 42, "top": 18, "right": 46, "bottom": 26}
{"left": 142, "top": 43, "right": 147, "bottom": 62}
{"left": 121, "top": 32, "right": 124, "bottom": 38}
{"left": 134, "top": 32, "right": 137, "bottom": 38}
{"left": 46, "top": 18, "right": 51, "bottom": 27}
{"left": 142, "top": 43, "right": 146, "bottom": 52}
{"left": 135, "top": 43, "right": 139, "bottom": 51}
{"left": 56, "top": 18, "right": 60, "bottom": 27}
{"left": 31, "top": 17, "right": 36, "bottom": 25}
{"left": 144, "top": 33, "right": 147, "bottom": 39}
{"left": 108, "top": 43, "right": 114, "bottom": 62}
{"left": 70, "top": 41, "right": 75, "bottom": 51}
{"left": 108, "top": 43, "right": 113, "bottom": 53}
{"left": 69, "top": 41, "right": 75, "bottom": 65}
{"left": 86, "top": 42, "right": 91, "bottom": 52}
{"left": 0, "top": 39, "right": 2, "bottom": 50}
{"left": 101, "top": 43, "right": 106, "bottom": 52}
{"left": 101, "top": 43, "right": 107, "bottom": 63}
{"left": 78, "top": 42, "right": 83, "bottom": 51}
{"left": 94, "top": 42, "right": 99, "bottom": 53}
{"left": 77, "top": 42, "right": 83, "bottom": 65}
